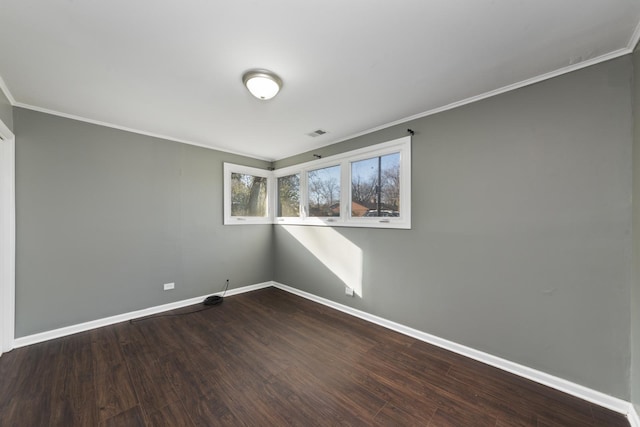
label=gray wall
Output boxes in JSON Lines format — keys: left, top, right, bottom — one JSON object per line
{"left": 633, "top": 47, "right": 640, "bottom": 414}
{"left": 10, "top": 53, "right": 636, "bottom": 402}
{"left": 14, "top": 108, "right": 273, "bottom": 337}
{"left": 0, "top": 87, "right": 12, "bottom": 132}
{"left": 275, "top": 57, "right": 633, "bottom": 399}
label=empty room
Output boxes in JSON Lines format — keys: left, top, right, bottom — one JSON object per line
{"left": 1, "top": 1, "right": 640, "bottom": 426}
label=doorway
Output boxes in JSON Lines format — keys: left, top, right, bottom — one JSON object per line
{"left": 0, "top": 118, "right": 15, "bottom": 356}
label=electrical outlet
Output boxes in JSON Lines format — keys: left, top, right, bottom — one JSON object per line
{"left": 163, "top": 282, "right": 175, "bottom": 291}
{"left": 345, "top": 286, "right": 354, "bottom": 297}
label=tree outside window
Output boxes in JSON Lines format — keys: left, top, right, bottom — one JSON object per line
{"left": 351, "top": 153, "right": 400, "bottom": 217}
{"left": 277, "top": 174, "right": 300, "bottom": 217}
{"left": 308, "top": 165, "right": 340, "bottom": 217}
{"left": 231, "top": 173, "right": 267, "bottom": 216}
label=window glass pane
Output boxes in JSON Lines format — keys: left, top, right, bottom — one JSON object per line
{"left": 231, "top": 173, "right": 267, "bottom": 216}
{"left": 351, "top": 152, "right": 400, "bottom": 217}
{"left": 308, "top": 165, "right": 341, "bottom": 217}
{"left": 277, "top": 174, "right": 300, "bottom": 217}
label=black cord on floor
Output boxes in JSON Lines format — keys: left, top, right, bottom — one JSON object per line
{"left": 129, "top": 279, "right": 230, "bottom": 324}
{"left": 129, "top": 305, "right": 215, "bottom": 324}
{"left": 221, "top": 279, "right": 229, "bottom": 297}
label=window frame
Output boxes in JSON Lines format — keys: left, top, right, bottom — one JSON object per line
{"left": 223, "top": 163, "right": 273, "bottom": 225}
{"left": 224, "top": 136, "right": 411, "bottom": 228}
{"left": 274, "top": 136, "right": 411, "bottom": 229}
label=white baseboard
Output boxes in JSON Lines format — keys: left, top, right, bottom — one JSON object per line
{"left": 630, "top": 404, "right": 640, "bottom": 427}
{"left": 271, "top": 281, "right": 632, "bottom": 417}
{"left": 13, "top": 281, "right": 272, "bottom": 348}
{"left": 11, "top": 279, "right": 636, "bottom": 422}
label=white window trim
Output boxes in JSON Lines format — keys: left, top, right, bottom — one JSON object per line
{"left": 223, "top": 163, "right": 273, "bottom": 225}
{"left": 224, "top": 137, "right": 411, "bottom": 229}
{"left": 274, "top": 136, "right": 411, "bottom": 229}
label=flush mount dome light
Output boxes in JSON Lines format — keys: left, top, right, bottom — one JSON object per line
{"left": 242, "top": 69, "right": 283, "bottom": 100}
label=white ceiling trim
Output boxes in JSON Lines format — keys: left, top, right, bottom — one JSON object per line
{"left": 11, "top": 101, "right": 273, "bottom": 162}
{"left": 311, "top": 48, "right": 633, "bottom": 160}
{"left": 628, "top": 17, "right": 640, "bottom": 51}
{"left": 2, "top": 41, "right": 639, "bottom": 163}
{"left": 0, "top": 75, "right": 16, "bottom": 106}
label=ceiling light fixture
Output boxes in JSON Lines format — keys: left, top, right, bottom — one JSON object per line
{"left": 242, "top": 69, "right": 283, "bottom": 100}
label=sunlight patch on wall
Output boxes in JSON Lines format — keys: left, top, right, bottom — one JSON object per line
{"left": 281, "top": 225, "right": 363, "bottom": 297}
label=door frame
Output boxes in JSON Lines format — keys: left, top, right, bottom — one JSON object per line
{"left": 0, "top": 118, "right": 15, "bottom": 355}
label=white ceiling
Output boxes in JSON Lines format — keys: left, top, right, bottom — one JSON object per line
{"left": 1, "top": 1, "right": 639, "bottom": 161}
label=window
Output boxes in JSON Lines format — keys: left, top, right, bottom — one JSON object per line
{"left": 276, "top": 136, "right": 411, "bottom": 229}
{"left": 307, "top": 165, "right": 341, "bottom": 217}
{"left": 232, "top": 173, "right": 267, "bottom": 216}
{"left": 351, "top": 153, "right": 401, "bottom": 218}
{"left": 224, "top": 164, "right": 272, "bottom": 224}
{"left": 277, "top": 173, "right": 300, "bottom": 217}
{"left": 224, "top": 135, "right": 410, "bottom": 228}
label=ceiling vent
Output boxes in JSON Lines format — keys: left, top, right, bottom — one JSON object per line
{"left": 307, "top": 129, "right": 327, "bottom": 138}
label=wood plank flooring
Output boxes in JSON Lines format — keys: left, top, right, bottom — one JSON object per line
{"left": 0, "top": 287, "right": 630, "bottom": 426}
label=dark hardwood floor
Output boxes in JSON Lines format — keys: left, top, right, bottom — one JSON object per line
{"left": 0, "top": 287, "right": 630, "bottom": 426}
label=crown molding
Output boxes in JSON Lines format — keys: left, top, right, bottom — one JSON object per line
{"left": 1, "top": 37, "right": 637, "bottom": 164}
{"left": 628, "top": 18, "right": 640, "bottom": 52}
{"left": 0, "top": 75, "right": 16, "bottom": 106}
{"left": 12, "top": 102, "right": 274, "bottom": 161}
{"left": 294, "top": 47, "right": 633, "bottom": 162}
